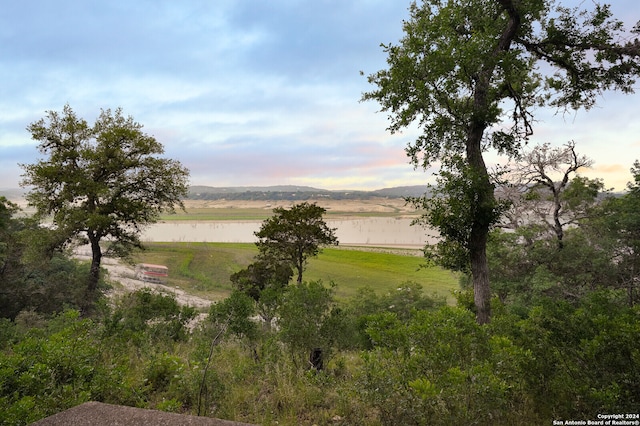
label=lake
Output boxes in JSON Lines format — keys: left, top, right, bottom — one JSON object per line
{"left": 141, "top": 217, "right": 438, "bottom": 248}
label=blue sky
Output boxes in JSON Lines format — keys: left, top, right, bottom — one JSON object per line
{"left": 1, "top": 1, "right": 639, "bottom": 191}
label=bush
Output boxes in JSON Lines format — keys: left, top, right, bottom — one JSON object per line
{"left": 103, "top": 289, "right": 197, "bottom": 345}
{"left": 0, "top": 310, "right": 101, "bottom": 424}
{"left": 346, "top": 282, "right": 447, "bottom": 350}
{"left": 278, "top": 281, "right": 351, "bottom": 370}
{"left": 355, "top": 306, "right": 533, "bottom": 425}
{"left": 506, "top": 291, "right": 640, "bottom": 417}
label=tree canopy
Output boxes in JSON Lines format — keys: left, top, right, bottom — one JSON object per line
{"left": 20, "top": 105, "right": 189, "bottom": 294}
{"left": 363, "top": 0, "right": 640, "bottom": 323}
{"left": 254, "top": 202, "right": 338, "bottom": 284}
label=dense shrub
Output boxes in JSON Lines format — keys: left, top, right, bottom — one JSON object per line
{"left": 102, "top": 288, "right": 197, "bottom": 346}
{"left": 502, "top": 291, "right": 640, "bottom": 417}
{"left": 0, "top": 311, "right": 103, "bottom": 424}
{"left": 354, "top": 306, "right": 533, "bottom": 425}
{"left": 1, "top": 282, "right": 638, "bottom": 425}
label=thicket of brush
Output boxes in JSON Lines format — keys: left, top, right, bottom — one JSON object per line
{"left": 1, "top": 281, "right": 638, "bottom": 425}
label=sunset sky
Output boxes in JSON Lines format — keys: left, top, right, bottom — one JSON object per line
{"left": 1, "top": 1, "right": 639, "bottom": 191}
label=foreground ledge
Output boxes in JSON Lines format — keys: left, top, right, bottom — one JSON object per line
{"left": 31, "top": 401, "right": 256, "bottom": 426}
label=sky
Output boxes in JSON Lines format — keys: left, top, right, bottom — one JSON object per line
{"left": 1, "top": 1, "right": 639, "bottom": 192}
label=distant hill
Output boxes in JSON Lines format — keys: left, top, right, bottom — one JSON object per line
{"left": 370, "top": 186, "right": 431, "bottom": 198}
{"left": 187, "top": 185, "right": 430, "bottom": 201}
{"left": 0, "top": 188, "right": 26, "bottom": 201}
{"left": 1, "top": 185, "right": 431, "bottom": 203}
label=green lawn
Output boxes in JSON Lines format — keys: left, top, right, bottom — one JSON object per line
{"left": 305, "top": 248, "right": 457, "bottom": 300}
{"left": 132, "top": 242, "right": 459, "bottom": 303}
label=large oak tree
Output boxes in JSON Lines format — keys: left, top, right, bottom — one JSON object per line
{"left": 21, "top": 105, "right": 189, "bottom": 294}
{"left": 363, "top": 0, "right": 640, "bottom": 323}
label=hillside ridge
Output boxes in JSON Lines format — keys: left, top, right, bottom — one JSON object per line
{"left": 1, "top": 185, "right": 431, "bottom": 203}
{"left": 188, "top": 185, "right": 429, "bottom": 201}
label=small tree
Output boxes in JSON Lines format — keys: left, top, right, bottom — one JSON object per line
{"left": 255, "top": 202, "right": 338, "bottom": 284}
{"left": 277, "top": 280, "right": 348, "bottom": 370}
{"left": 21, "top": 105, "right": 189, "bottom": 294}
{"left": 503, "top": 141, "right": 604, "bottom": 248}
{"left": 594, "top": 160, "right": 640, "bottom": 306}
{"left": 230, "top": 257, "right": 293, "bottom": 326}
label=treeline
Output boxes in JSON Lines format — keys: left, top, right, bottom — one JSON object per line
{"left": 187, "top": 185, "right": 429, "bottom": 201}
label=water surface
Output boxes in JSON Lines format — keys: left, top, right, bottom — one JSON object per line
{"left": 141, "top": 217, "right": 438, "bottom": 247}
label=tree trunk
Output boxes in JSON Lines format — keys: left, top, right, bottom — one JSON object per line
{"left": 466, "top": 130, "right": 494, "bottom": 325}
{"left": 552, "top": 198, "right": 565, "bottom": 250}
{"left": 88, "top": 233, "right": 102, "bottom": 293}
{"left": 296, "top": 252, "right": 304, "bottom": 284}
{"left": 466, "top": 62, "right": 497, "bottom": 325}
{"left": 463, "top": 0, "right": 521, "bottom": 324}
{"left": 470, "top": 223, "right": 491, "bottom": 324}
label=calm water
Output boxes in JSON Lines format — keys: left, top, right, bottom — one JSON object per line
{"left": 141, "top": 217, "right": 438, "bottom": 247}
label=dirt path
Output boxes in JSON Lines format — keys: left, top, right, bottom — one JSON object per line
{"left": 74, "top": 248, "right": 213, "bottom": 310}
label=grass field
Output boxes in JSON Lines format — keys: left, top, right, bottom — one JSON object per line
{"left": 132, "top": 242, "right": 459, "bottom": 303}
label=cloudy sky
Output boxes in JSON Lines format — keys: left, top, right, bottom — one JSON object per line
{"left": 1, "top": 1, "right": 639, "bottom": 191}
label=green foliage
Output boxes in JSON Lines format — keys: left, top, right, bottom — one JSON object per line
{"left": 488, "top": 227, "right": 619, "bottom": 310}
{"left": 207, "top": 290, "right": 258, "bottom": 342}
{"left": 0, "top": 197, "right": 19, "bottom": 271}
{"left": 363, "top": 0, "right": 640, "bottom": 323}
{"left": 356, "top": 306, "right": 533, "bottom": 425}
{"left": 0, "top": 318, "right": 16, "bottom": 350}
{"left": 488, "top": 157, "right": 640, "bottom": 308}
{"left": 144, "top": 352, "right": 186, "bottom": 393}
{"left": 0, "top": 287, "right": 638, "bottom": 424}
{"left": 230, "top": 258, "right": 292, "bottom": 325}
{"left": 591, "top": 160, "right": 640, "bottom": 305}
{"left": 0, "top": 199, "right": 103, "bottom": 318}
{"left": 231, "top": 258, "right": 292, "bottom": 302}
{"left": 354, "top": 294, "right": 640, "bottom": 424}
{"left": 277, "top": 281, "right": 350, "bottom": 369}
{"left": 347, "top": 282, "right": 446, "bottom": 349}
{"left": 21, "top": 104, "right": 189, "bottom": 291}
{"left": 413, "top": 159, "right": 508, "bottom": 273}
{"left": 255, "top": 202, "right": 338, "bottom": 284}
{"left": 501, "top": 291, "right": 640, "bottom": 417}
{"left": 103, "top": 289, "right": 197, "bottom": 345}
{"left": 0, "top": 311, "right": 101, "bottom": 423}
{"left": 562, "top": 175, "right": 604, "bottom": 215}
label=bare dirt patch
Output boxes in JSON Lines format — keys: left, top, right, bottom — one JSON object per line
{"left": 74, "top": 249, "right": 213, "bottom": 310}
{"left": 182, "top": 197, "right": 417, "bottom": 215}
